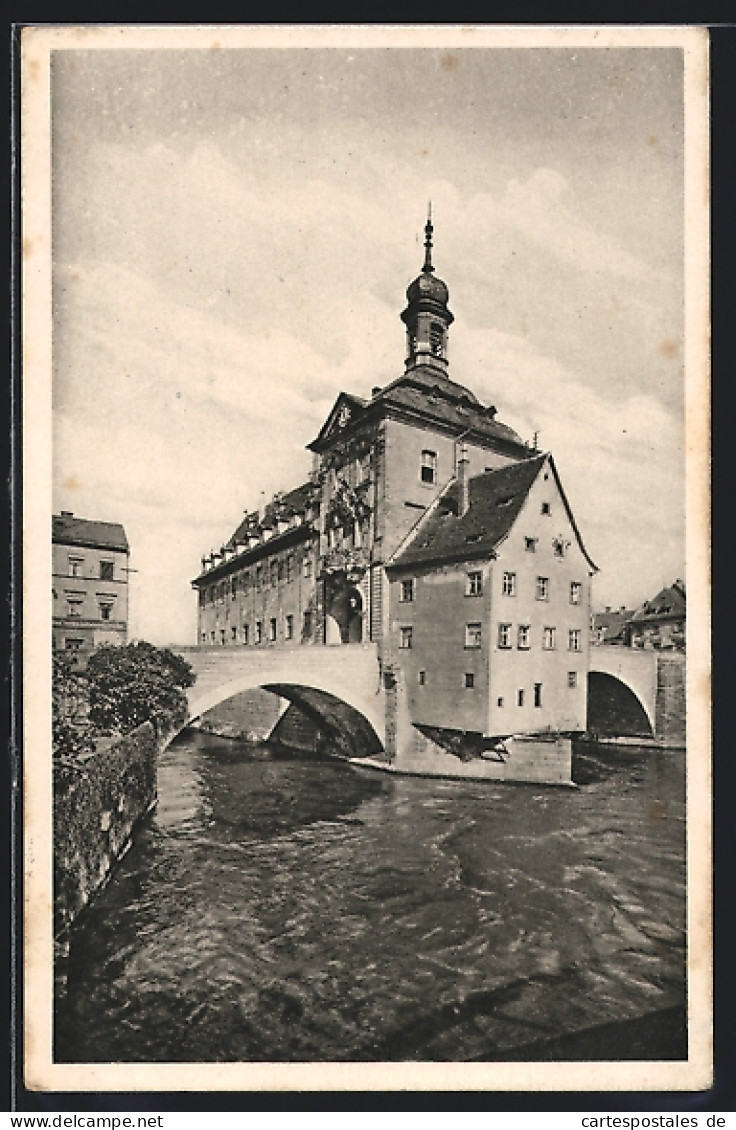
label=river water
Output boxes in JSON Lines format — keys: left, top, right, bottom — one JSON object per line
{"left": 57, "top": 731, "right": 686, "bottom": 1063}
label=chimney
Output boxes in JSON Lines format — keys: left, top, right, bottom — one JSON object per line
{"left": 458, "top": 442, "right": 470, "bottom": 517}
{"left": 60, "top": 510, "right": 74, "bottom": 518}
{"left": 372, "top": 385, "right": 381, "bottom": 398}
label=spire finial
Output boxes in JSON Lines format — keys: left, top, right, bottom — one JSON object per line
{"left": 423, "top": 202, "right": 434, "bottom": 273}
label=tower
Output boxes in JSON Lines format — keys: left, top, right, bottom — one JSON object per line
{"left": 400, "top": 206, "right": 454, "bottom": 372}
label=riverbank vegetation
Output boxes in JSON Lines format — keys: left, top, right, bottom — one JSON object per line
{"left": 53, "top": 642, "right": 195, "bottom": 773}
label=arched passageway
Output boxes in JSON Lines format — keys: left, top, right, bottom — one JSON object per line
{"left": 264, "top": 683, "right": 382, "bottom": 758}
{"left": 187, "top": 682, "right": 384, "bottom": 761}
{"left": 587, "top": 671, "right": 654, "bottom": 738}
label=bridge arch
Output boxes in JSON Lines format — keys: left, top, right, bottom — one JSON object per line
{"left": 168, "top": 645, "right": 389, "bottom": 758}
{"left": 587, "top": 671, "right": 654, "bottom": 738}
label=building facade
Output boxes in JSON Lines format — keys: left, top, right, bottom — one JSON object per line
{"left": 192, "top": 217, "right": 596, "bottom": 741}
{"left": 386, "top": 450, "right": 595, "bottom": 743}
{"left": 52, "top": 511, "right": 130, "bottom": 664}
{"left": 628, "top": 580, "right": 686, "bottom": 651}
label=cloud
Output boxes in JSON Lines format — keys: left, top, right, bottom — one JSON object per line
{"left": 52, "top": 118, "right": 685, "bottom": 639}
{"left": 500, "top": 168, "right": 657, "bottom": 281}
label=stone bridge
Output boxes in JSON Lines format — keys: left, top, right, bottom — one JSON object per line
{"left": 171, "top": 643, "right": 399, "bottom": 758}
{"left": 167, "top": 642, "right": 684, "bottom": 771}
{"left": 588, "top": 647, "right": 685, "bottom": 745}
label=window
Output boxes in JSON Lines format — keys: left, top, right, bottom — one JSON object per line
{"left": 303, "top": 558, "right": 313, "bottom": 580}
{"left": 256, "top": 566, "right": 263, "bottom": 591}
{"left": 243, "top": 571, "right": 251, "bottom": 595}
{"left": 570, "top": 581, "right": 582, "bottom": 605}
{"left": 99, "top": 603, "right": 113, "bottom": 622}
{"left": 569, "top": 629, "right": 581, "bottom": 652}
{"left": 269, "top": 617, "right": 277, "bottom": 642}
{"left": 255, "top": 620, "right": 263, "bottom": 644}
{"left": 430, "top": 322, "right": 444, "bottom": 357}
{"left": 464, "top": 672, "right": 475, "bottom": 689}
{"left": 543, "top": 626, "right": 556, "bottom": 650}
{"left": 553, "top": 539, "right": 566, "bottom": 558}
{"left": 243, "top": 624, "right": 249, "bottom": 645}
{"left": 568, "top": 671, "right": 578, "bottom": 688}
{"left": 303, "top": 610, "right": 312, "bottom": 638}
{"left": 399, "top": 626, "right": 413, "bottom": 650}
{"left": 231, "top": 576, "right": 238, "bottom": 598}
{"left": 220, "top": 629, "right": 226, "bottom": 646}
{"left": 210, "top": 630, "right": 216, "bottom": 643}
{"left": 231, "top": 626, "right": 237, "bottom": 641}
{"left": 502, "top": 572, "right": 517, "bottom": 596}
{"left": 68, "top": 557, "right": 83, "bottom": 577}
{"left": 517, "top": 689, "right": 524, "bottom": 707}
{"left": 66, "top": 595, "right": 83, "bottom": 618}
{"left": 418, "top": 670, "right": 427, "bottom": 686}
{"left": 420, "top": 450, "right": 437, "bottom": 485}
{"left": 286, "top": 555, "right": 295, "bottom": 583}
{"left": 466, "top": 571, "right": 482, "bottom": 597}
{"left": 497, "top": 623, "right": 511, "bottom": 649}
{"left": 466, "top": 622, "right": 482, "bottom": 648}
{"left": 517, "top": 624, "right": 530, "bottom": 649}
{"left": 536, "top": 576, "right": 549, "bottom": 600}
{"left": 541, "top": 502, "right": 551, "bottom": 515}
{"left": 201, "top": 632, "right": 207, "bottom": 644}
{"left": 270, "top": 560, "right": 278, "bottom": 587}
{"left": 497, "top": 697, "right": 504, "bottom": 707}
{"left": 285, "top": 614, "right": 294, "bottom": 641}
{"left": 65, "top": 638, "right": 83, "bottom": 653}
{"left": 524, "top": 537, "right": 537, "bottom": 553}
{"left": 100, "top": 560, "right": 114, "bottom": 581}
{"left": 400, "top": 578, "right": 415, "bottom": 603}
{"left": 534, "top": 683, "right": 543, "bottom": 707}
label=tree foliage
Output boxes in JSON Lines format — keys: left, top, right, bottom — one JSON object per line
{"left": 85, "top": 641, "right": 195, "bottom": 737}
{"left": 52, "top": 652, "right": 94, "bottom": 761}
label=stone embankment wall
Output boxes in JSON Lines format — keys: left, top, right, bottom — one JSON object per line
{"left": 54, "top": 722, "right": 158, "bottom": 950}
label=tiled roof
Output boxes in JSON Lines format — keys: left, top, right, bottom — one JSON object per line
{"left": 308, "top": 368, "right": 529, "bottom": 454}
{"left": 388, "top": 454, "right": 547, "bottom": 569}
{"left": 376, "top": 369, "right": 526, "bottom": 448}
{"left": 52, "top": 514, "right": 129, "bottom": 551}
{"left": 629, "top": 582, "right": 686, "bottom": 623}
{"left": 227, "top": 481, "right": 316, "bottom": 548}
{"left": 591, "top": 610, "right": 631, "bottom": 642}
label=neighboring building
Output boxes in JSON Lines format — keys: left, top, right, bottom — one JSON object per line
{"left": 590, "top": 606, "right": 631, "bottom": 646}
{"left": 386, "top": 449, "right": 596, "bottom": 742}
{"left": 52, "top": 511, "right": 130, "bottom": 664}
{"left": 628, "top": 580, "right": 686, "bottom": 651}
{"left": 192, "top": 216, "right": 596, "bottom": 740}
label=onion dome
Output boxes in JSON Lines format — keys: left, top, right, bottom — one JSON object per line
{"left": 401, "top": 208, "right": 454, "bottom": 329}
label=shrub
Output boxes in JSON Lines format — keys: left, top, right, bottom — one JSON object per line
{"left": 85, "top": 641, "right": 195, "bottom": 737}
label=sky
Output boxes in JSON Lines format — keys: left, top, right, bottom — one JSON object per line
{"left": 50, "top": 35, "right": 688, "bottom": 645}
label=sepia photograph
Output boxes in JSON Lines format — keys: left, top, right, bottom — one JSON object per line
{"left": 21, "top": 24, "right": 711, "bottom": 1095}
